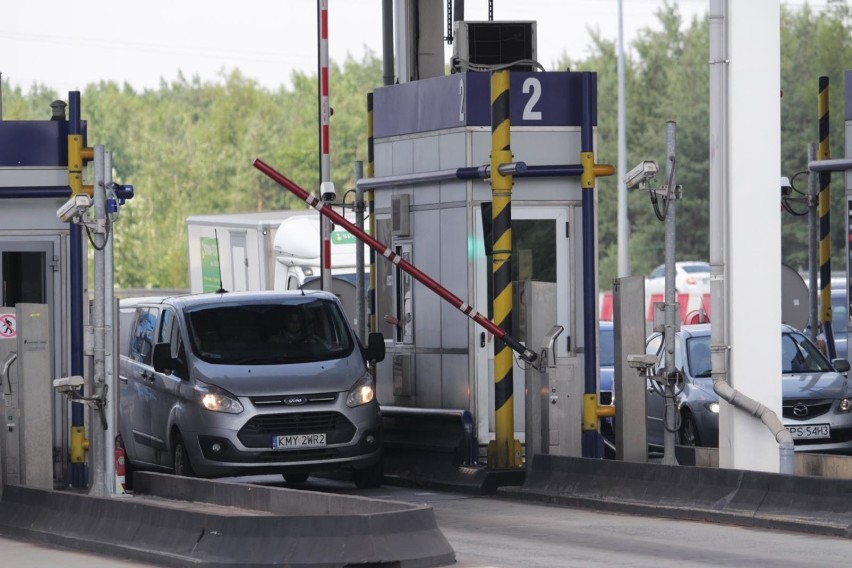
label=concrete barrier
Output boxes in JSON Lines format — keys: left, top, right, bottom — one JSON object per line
{"left": 0, "top": 472, "right": 456, "bottom": 567}
{"left": 501, "top": 454, "right": 852, "bottom": 538}
{"left": 382, "top": 406, "right": 478, "bottom": 467}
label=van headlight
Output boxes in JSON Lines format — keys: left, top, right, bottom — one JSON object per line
{"left": 195, "top": 381, "right": 244, "bottom": 414}
{"left": 346, "top": 374, "right": 375, "bottom": 408}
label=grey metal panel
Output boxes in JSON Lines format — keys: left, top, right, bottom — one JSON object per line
{"left": 0, "top": 198, "right": 68, "bottom": 232}
{"left": 441, "top": 353, "right": 472, "bottom": 410}
{"left": 412, "top": 136, "right": 440, "bottom": 172}
{"left": 391, "top": 138, "right": 414, "bottom": 175}
{"left": 16, "top": 304, "right": 53, "bottom": 489}
{"left": 575, "top": 206, "right": 586, "bottom": 352}
{"left": 374, "top": 141, "right": 394, "bottom": 177}
{"left": 414, "top": 209, "right": 441, "bottom": 348}
{"left": 511, "top": 129, "right": 583, "bottom": 165}
{"left": 414, "top": 182, "right": 440, "bottom": 207}
{"left": 441, "top": 207, "right": 470, "bottom": 349}
{"left": 414, "top": 352, "right": 443, "bottom": 407}
{"left": 613, "top": 276, "right": 648, "bottom": 463}
{"left": 438, "top": 131, "right": 468, "bottom": 169}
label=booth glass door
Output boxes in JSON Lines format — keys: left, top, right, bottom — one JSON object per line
{"left": 0, "top": 238, "right": 62, "bottom": 479}
{"left": 473, "top": 206, "right": 569, "bottom": 443}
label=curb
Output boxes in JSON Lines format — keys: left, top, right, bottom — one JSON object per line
{"left": 0, "top": 472, "right": 456, "bottom": 567}
{"left": 498, "top": 454, "right": 852, "bottom": 538}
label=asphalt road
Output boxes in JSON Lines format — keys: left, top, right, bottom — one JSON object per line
{"left": 3, "top": 477, "right": 852, "bottom": 567}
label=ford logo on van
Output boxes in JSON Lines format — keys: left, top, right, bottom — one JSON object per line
{"left": 284, "top": 396, "right": 308, "bottom": 406}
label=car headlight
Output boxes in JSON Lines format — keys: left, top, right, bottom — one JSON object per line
{"left": 346, "top": 374, "right": 375, "bottom": 408}
{"left": 705, "top": 402, "right": 720, "bottom": 414}
{"left": 195, "top": 381, "right": 244, "bottom": 414}
{"left": 839, "top": 398, "right": 851, "bottom": 413}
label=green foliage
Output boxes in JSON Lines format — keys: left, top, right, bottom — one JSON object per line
{"left": 4, "top": 4, "right": 851, "bottom": 291}
{"left": 557, "top": 1, "right": 852, "bottom": 287}
{"left": 3, "top": 59, "right": 381, "bottom": 288}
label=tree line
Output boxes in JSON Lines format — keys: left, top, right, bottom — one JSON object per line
{"left": 2, "top": 1, "right": 850, "bottom": 290}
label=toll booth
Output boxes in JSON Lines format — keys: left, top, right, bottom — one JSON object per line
{"left": 0, "top": 110, "right": 79, "bottom": 489}
{"left": 369, "top": 71, "right": 596, "bottom": 456}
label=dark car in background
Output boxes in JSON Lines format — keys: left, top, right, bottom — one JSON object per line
{"left": 645, "top": 324, "right": 852, "bottom": 454}
{"left": 599, "top": 321, "right": 615, "bottom": 451}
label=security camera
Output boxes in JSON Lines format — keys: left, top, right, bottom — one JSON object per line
{"left": 623, "top": 161, "right": 659, "bottom": 189}
{"left": 53, "top": 375, "right": 84, "bottom": 393}
{"left": 57, "top": 194, "right": 92, "bottom": 223}
{"left": 780, "top": 176, "right": 793, "bottom": 196}
{"left": 627, "top": 353, "right": 658, "bottom": 373}
{"left": 320, "top": 181, "right": 336, "bottom": 202}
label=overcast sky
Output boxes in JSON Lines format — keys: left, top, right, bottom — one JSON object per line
{"left": 0, "top": 0, "right": 831, "bottom": 96}
{"left": 0, "top": 0, "right": 709, "bottom": 95}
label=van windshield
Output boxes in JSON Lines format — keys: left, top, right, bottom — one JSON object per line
{"left": 185, "top": 299, "right": 355, "bottom": 364}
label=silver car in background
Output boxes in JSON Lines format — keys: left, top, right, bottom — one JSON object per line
{"left": 646, "top": 324, "right": 852, "bottom": 454}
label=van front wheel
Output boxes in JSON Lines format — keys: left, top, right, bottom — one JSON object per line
{"left": 173, "top": 433, "right": 196, "bottom": 477}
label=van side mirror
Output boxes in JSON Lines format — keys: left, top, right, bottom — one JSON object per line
{"left": 152, "top": 342, "right": 174, "bottom": 373}
{"left": 366, "top": 332, "right": 386, "bottom": 363}
{"left": 833, "top": 358, "right": 851, "bottom": 373}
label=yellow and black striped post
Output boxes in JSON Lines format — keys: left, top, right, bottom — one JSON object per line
{"left": 487, "top": 70, "right": 522, "bottom": 469}
{"left": 367, "top": 92, "right": 377, "bottom": 335}
{"left": 818, "top": 76, "right": 835, "bottom": 358}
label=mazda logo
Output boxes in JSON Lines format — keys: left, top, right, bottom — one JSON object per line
{"left": 793, "top": 402, "right": 809, "bottom": 417}
{"left": 284, "top": 396, "right": 308, "bottom": 406}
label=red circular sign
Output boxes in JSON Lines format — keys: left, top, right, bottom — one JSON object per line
{"left": 0, "top": 313, "right": 17, "bottom": 339}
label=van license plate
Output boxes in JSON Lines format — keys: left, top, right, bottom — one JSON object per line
{"left": 272, "top": 433, "right": 326, "bottom": 449}
{"left": 786, "top": 424, "right": 830, "bottom": 440}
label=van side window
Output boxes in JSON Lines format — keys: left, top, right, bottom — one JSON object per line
{"left": 130, "top": 307, "right": 159, "bottom": 365}
{"left": 159, "top": 307, "right": 187, "bottom": 378}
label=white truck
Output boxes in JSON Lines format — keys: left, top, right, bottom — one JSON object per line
{"left": 186, "top": 210, "right": 360, "bottom": 295}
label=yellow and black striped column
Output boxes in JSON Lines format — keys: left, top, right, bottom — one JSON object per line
{"left": 818, "top": 76, "right": 835, "bottom": 358}
{"left": 367, "top": 92, "right": 377, "bottom": 335}
{"left": 487, "top": 70, "right": 522, "bottom": 468}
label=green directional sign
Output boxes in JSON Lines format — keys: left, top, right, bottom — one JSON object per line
{"left": 200, "top": 237, "right": 222, "bottom": 292}
{"left": 331, "top": 231, "right": 356, "bottom": 245}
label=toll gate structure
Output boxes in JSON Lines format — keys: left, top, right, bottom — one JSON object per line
{"left": 366, "top": 70, "right": 602, "bottom": 459}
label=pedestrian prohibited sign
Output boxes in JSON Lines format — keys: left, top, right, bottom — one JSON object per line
{"left": 0, "top": 313, "right": 16, "bottom": 339}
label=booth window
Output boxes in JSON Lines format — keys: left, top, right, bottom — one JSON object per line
{"left": 1, "top": 251, "right": 47, "bottom": 306}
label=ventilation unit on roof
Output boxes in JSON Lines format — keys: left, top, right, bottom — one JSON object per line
{"left": 451, "top": 21, "right": 537, "bottom": 73}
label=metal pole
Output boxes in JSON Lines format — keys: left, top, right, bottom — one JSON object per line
{"left": 487, "top": 69, "right": 521, "bottom": 469}
{"left": 367, "top": 93, "right": 377, "bottom": 334}
{"left": 662, "top": 122, "right": 679, "bottom": 466}
{"left": 808, "top": 143, "right": 819, "bottom": 343}
{"left": 818, "top": 76, "right": 835, "bottom": 358}
{"left": 382, "top": 0, "right": 395, "bottom": 86}
{"left": 253, "top": 158, "right": 538, "bottom": 364}
{"left": 580, "top": 73, "right": 603, "bottom": 458}
{"left": 318, "top": 0, "right": 333, "bottom": 292}
{"left": 617, "top": 0, "right": 630, "bottom": 277}
{"left": 88, "top": 145, "right": 107, "bottom": 497}
{"left": 67, "top": 91, "right": 87, "bottom": 488}
{"left": 354, "top": 160, "right": 366, "bottom": 342}
{"left": 104, "top": 150, "right": 117, "bottom": 495}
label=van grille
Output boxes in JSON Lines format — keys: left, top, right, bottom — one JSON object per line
{"left": 238, "top": 411, "right": 356, "bottom": 447}
{"left": 249, "top": 392, "right": 338, "bottom": 407}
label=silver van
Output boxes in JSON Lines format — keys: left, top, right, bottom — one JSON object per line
{"left": 117, "top": 290, "right": 386, "bottom": 488}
